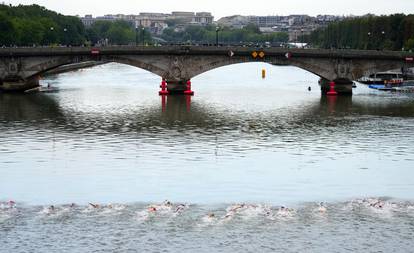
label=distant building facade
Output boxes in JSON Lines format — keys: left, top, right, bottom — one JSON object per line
{"left": 80, "top": 11, "right": 214, "bottom": 35}
{"left": 218, "top": 14, "right": 344, "bottom": 42}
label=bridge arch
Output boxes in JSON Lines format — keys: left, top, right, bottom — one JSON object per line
{"left": 27, "top": 55, "right": 166, "bottom": 80}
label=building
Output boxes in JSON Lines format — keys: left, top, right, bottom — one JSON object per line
{"left": 81, "top": 15, "right": 95, "bottom": 27}
{"left": 192, "top": 12, "right": 214, "bottom": 26}
{"left": 80, "top": 14, "right": 119, "bottom": 27}
{"left": 217, "top": 15, "right": 250, "bottom": 29}
{"left": 218, "top": 14, "right": 345, "bottom": 42}
{"left": 135, "top": 13, "right": 169, "bottom": 35}
{"left": 81, "top": 11, "right": 214, "bottom": 34}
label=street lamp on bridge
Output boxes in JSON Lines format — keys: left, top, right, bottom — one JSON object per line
{"left": 142, "top": 27, "right": 145, "bottom": 46}
{"left": 367, "top": 32, "right": 372, "bottom": 50}
{"left": 63, "top": 28, "right": 68, "bottom": 46}
{"left": 49, "top": 27, "right": 55, "bottom": 46}
{"left": 301, "top": 29, "right": 304, "bottom": 48}
{"left": 215, "top": 26, "right": 220, "bottom": 47}
{"left": 135, "top": 26, "right": 138, "bottom": 46}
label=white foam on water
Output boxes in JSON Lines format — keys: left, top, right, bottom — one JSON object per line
{"left": 135, "top": 210, "right": 151, "bottom": 222}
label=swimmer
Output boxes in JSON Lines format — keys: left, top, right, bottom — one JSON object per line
{"left": 277, "top": 206, "right": 294, "bottom": 217}
{"left": 202, "top": 213, "right": 216, "bottom": 223}
{"left": 2, "top": 200, "right": 16, "bottom": 210}
{"left": 89, "top": 203, "right": 100, "bottom": 209}
{"left": 8, "top": 200, "right": 16, "bottom": 207}
{"left": 223, "top": 204, "right": 243, "bottom": 220}
{"left": 174, "top": 204, "right": 187, "bottom": 214}
{"left": 227, "top": 204, "right": 246, "bottom": 213}
{"left": 163, "top": 200, "right": 173, "bottom": 207}
{"left": 370, "top": 201, "right": 384, "bottom": 209}
{"left": 148, "top": 206, "right": 157, "bottom": 212}
{"left": 317, "top": 202, "right": 327, "bottom": 213}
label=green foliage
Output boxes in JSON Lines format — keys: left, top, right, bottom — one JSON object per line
{"left": 308, "top": 14, "right": 414, "bottom": 50}
{"left": 0, "top": 4, "right": 85, "bottom": 46}
{"left": 86, "top": 20, "right": 144, "bottom": 45}
{"left": 161, "top": 24, "right": 288, "bottom": 44}
{"left": 406, "top": 38, "right": 414, "bottom": 50}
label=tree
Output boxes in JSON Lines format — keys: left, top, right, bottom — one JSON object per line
{"left": 406, "top": 38, "right": 414, "bottom": 50}
{"left": 0, "top": 4, "right": 86, "bottom": 46}
{"left": 308, "top": 14, "right": 414, "bottom": 51}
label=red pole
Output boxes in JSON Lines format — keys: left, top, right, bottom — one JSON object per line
{"left": 327, "top": 81, "right": 338, "bottom": 96}
{"left": 186, "top": 94, "right": 191, "bottom": 112}
{"left": 159, "top": 79, "right": 169, "bottom": 95}
{"left": 184, "top": 80, "right": 194, "bottom": 96}
{"left": 161, "top": 94, "right": 167, "bottom": 112}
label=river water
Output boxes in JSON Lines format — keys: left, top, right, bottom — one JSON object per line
{"left": 1, "top": 63, "right": 414, "bottom": 252}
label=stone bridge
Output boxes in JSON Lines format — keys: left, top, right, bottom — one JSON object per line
{"left": 0, "top": 46, "right": 413, "bottom": 95}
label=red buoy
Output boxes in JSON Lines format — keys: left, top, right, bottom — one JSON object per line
{"left": 159, "top": 79, "right": 169, "bottom": 95}
{"left": 183, "top": 80, "right": 194, "bottom": 96}
{"left": 327, "top": 81, "right": 338, "bottom": 96}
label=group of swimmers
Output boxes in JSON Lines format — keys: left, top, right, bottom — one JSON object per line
{"left": 356, "top": 198, "right": 388, "bottom": 210}
{"left": 147, "top": 200, "right": 188, "bottom": 214}
{"left": 8, "top": 198, "right": 408, "bottom": 221}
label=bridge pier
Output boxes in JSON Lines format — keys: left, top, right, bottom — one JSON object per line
{"left": 0, "top": 78, "right": 39, "bottom": 92}
{"left": 319, "top": 78, "right": 353, "bottom": 96}
{"left": 165, "top": 80, "right": 191, "bottom": 95}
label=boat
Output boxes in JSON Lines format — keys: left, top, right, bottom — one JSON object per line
{"left": 358, "top": 71, "right": 404, "bottom": 85}
{"left": 368, "top": 83, "right": 414, "bottom": 93}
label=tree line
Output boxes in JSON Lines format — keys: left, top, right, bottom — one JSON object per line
{"left": 307, "top": 14, "right": 414, "bottom": 50}
{"left": 0, "top": 4, "right": 85, "bottom": 46}
{"left": 161, "top": 24, "right": 289, "bottom": 44}
{"left": 0, "top": 4, "right": 150, "bottom": 46}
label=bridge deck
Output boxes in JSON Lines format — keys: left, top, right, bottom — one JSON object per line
{"left": 0, "top": 46, "right": 412, "bottom": 60}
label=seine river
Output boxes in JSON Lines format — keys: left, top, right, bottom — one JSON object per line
{"left": 1, "top": 63, "right": 414, "bottom": 252}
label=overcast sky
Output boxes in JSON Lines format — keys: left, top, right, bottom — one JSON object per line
{"left": 5, "top": 0, "right": 414, "bottom": 19}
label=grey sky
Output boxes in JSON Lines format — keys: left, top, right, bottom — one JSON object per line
{"left": 5, "top": 0, "right": 414, "bottom": 19}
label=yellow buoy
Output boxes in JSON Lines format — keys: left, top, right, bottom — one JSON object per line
{"left": 262, "top": 69, "right": 266, "bottom": 79}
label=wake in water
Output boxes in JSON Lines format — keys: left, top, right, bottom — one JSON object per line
{"left": 1, "top": 198, "right": 414, "bottom": 224}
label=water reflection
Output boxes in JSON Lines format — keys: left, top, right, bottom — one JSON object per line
{"left": 0, "top": 93, "right": 64, "bottom": 122}
{"left": 1, "top": 90, "right": 414, "bottom": 138}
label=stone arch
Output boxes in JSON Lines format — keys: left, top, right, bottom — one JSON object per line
{"left": 25, "top": 55, "right": 168, "bottom": 80}
{"left": 184, "top": 56, "right": 338, "bottom": 82}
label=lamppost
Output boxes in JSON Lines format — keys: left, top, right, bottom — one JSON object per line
{"left": 142, "top": 27, "right": 145, "bottom": 46}
{"left": 381, "top": 31, "right": 386, "bottom": 50}
{"left": 135, "top": 26, "right": 138, "bottom": 46}
{"left": 215, "top": 26, "right": 220, "bottom": 47}
{"left": 367, "top": 32, "right": 371, "bottom": 50}
{"left": 63, "top": 28, "right": 68, "bottom": 46}
{"left": 301, "top": 29, "right": 304, "bottom": 48}
{"left": 49, "top": 27, "right": 54, "bottom": 46}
